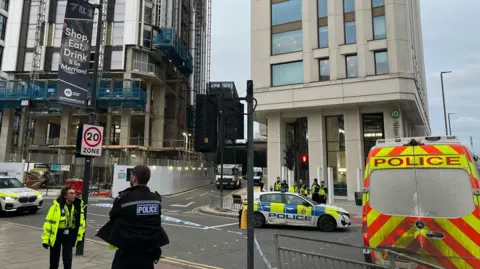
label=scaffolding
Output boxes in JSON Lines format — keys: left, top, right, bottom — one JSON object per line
{"left": 193, "top": 0, "right": 203, "bottom": 99}
{"left": 206, "top": 0, "right": 212, "bottom": 91}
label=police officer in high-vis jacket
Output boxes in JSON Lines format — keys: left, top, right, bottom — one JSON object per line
{"left": 42, "top": 186, "right": 85, "bottom": 269}
{"left": 97, "top": 165, "right": 169, "bottom": 269}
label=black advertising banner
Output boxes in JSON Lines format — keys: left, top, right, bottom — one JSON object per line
{"left": 56, "top": 0, "right": 95, "bottom": 108}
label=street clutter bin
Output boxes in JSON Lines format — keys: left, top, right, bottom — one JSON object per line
{"left": 354, "top": 191, "right": 362, "bottom": 206}
{"left": 65, "top": 179, "right": 83, "bottom": 196}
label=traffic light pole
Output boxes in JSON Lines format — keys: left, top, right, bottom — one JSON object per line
{"left": 246, "top": 80, "right": 254, "bottom": 269}
{"left": 218, "top": 93, "right": 225, "bottom": 210}
{"left": 76, "top": 0, "right": 103, "bottom": 256}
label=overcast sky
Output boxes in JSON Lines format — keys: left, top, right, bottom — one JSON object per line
{"left": 210, "top": 0, "right": 479, "bottom": 153}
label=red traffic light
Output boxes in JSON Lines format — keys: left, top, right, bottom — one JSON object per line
{"left": 301, "top": 154, "right": 308, "bottom": 163}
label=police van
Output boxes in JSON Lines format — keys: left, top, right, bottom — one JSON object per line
{"left": 249, "top": 191, "right": 351, "bottom": 232}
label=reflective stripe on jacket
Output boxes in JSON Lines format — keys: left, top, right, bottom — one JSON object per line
{"left": 319, "top": 187, "right": 327, "bottom": 196}
{"left": 42, "top": 199, "right": 85, "bottom": 247}
{"left": 274, "top": 182, "right": 282, "bottom": 191}
{"left": 288, "top": 186, "right": 298, "bottom": 193}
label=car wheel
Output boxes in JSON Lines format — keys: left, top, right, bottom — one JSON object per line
{"left": 317, "top": 215, "right": 337, "bottom": 232}
{"left": 253, "top": 212, "right": 265, "bottom": 228}
{"left": 29, "top": 208, "right": 39, "bottom": 214}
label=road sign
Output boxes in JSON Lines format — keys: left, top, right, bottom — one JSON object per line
{"left": 80, "top": 124, "right": 104, "bottom": 156}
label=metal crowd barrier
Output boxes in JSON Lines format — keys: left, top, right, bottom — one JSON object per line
{"left": 274, "top": 234, "right": 443, "bottom": 269}
{"left": 208, "top": 194, "right": 243, "bottom": 212}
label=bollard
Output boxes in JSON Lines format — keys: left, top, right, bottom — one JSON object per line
{"left": 240, "top": 208, "right": 248, "bottom": 230}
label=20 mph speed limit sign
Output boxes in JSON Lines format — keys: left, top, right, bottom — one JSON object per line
{"left": 81, "top": 124, "right": 104, "bottom": 157}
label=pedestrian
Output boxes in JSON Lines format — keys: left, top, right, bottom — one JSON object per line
{"left": 319, "top": 180, "right": 328, "bottom": 204}
{"left": 258, "top": 172, "right": 265, "bottom": 192}
{"left": 274, "top": 177, "right": 282, "bottom": 191}
{"left": 288, "top": 180, "right": 299, "bottom": 193}
{"left": 299, "top": 180, "right": 309, "bottom": 197}
{"left": 280, "top": 179, "right": 289, "bottom": 192}
{"left": 41, "top": 186, "right": 85, "bottom": 269}
{"left": 311, "top": 178, "right": 320, "bottom": 203}
{"left": 97, "top": 165, "right": 170, "bottom": 269}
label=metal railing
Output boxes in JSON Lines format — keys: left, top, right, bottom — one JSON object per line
{"left": 209, "top": 194, "right": 243, "bottom": 212}
{"left": 274, "top": 234, "right": 443, "bottom": 269}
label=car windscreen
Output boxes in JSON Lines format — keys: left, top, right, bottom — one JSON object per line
{"left": 369, "top": 168, "right": 475, "bottom": 218}
{"left": 0, "top": 177, "right": 24, "bottom": 189}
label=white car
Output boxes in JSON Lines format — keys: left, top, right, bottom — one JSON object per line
{"left": 249, "top": 191, "right": 351, "bottom": 232}
{"left": 0, "top": 176, "right": 44, "bottom": 214}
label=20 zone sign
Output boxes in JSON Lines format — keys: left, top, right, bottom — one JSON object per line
{"left": 81, "top": 124, "right": 104, "bottom": 157}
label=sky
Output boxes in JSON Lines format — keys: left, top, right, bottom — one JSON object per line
{"left": 209, "top": 0, "right": 480, "bottom": 154}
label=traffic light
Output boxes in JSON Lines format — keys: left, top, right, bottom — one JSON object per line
{"left": 300, "top": 153, "right": 308, "bottom": 170}
{"left": 284, "top": 147, "right": 295, "bottom": 171}
{"left": 194, "top": 94, "right": 218, "bottom": 152}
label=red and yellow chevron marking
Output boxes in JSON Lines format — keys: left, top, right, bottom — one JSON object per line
{"left": 363, "top": 143, "right": 480, "bottom": 268}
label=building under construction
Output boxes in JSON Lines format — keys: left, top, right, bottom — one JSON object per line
{"left": 0, "top": 0, "right": 212, "bottom": 184}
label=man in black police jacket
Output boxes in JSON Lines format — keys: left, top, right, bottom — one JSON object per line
{"left": 97, "top": 165, "right": 169, "bottom": 269}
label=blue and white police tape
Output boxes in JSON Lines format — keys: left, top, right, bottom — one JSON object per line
{"left": 161, "top": 215, "right": 207, "bottom": 228}
{"left": 254, "top": 235, "right": 275, "bottom": 269}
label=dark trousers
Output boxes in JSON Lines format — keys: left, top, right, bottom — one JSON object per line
{"left": 49, "top": 229, "right": 74, "bottom": 269}
{"left": 319, "top": 195, "right": 327, "bottom": 204}
{"left": 312, "top": 193, "right": 320, "bottom": 203}
{"left": 259, "top": 183, "right": 264, "bottom": 191}
{"left": 112, "top": 249, "right": 155, "bottom": 269}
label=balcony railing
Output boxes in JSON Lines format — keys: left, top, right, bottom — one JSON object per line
{"left": 153, "top": 27, "right": 193, "bottom": 76}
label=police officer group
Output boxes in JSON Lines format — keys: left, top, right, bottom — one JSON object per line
{"left": 273, "top": 177, "right": 328, "bottom": 203}
{"left": 42, "top": 165, "right": 169, "bottom": 269}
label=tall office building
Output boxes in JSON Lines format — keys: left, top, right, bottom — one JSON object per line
{"left": 0, "top": 0, "right": 7, "bottom": 81}
{"left": 251, "top": 0, "right": 429, "bottom": 200}
{"left": 0, "top": 0, "right": 211, "bottom": 180}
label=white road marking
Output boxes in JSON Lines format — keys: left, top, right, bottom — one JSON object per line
{"left": 185, "top": 197, "right": 194, "bottom": 200}
{"left": 199, "top": 192, "right": 209, "bottom": 196}
{"left": 163, "top": 184, "right": 213, "bottom": 198}
{"left": 205, "top": 223, "right": 238, "bottom": 229}
{"left": 170, "top": 202, "right": 195, "bottom": 208}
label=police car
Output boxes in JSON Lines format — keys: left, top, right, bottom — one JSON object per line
{"left": 251, "top": 191, "right": 351, "bottom": 232}
{"left": 0, "top": 175, "right": 44, "bottom": 214}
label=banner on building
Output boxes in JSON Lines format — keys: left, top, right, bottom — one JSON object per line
{"left": 56, "top": 0, "right": 95, "bottom": 108}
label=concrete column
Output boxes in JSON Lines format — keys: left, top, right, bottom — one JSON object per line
{"left": 266, "top": 113, "right": 285, "bottom": 188}
{"left": 0, "top": 109, "right": 14, "bottom": 161}
{"left": 151, "top": 85, "right": 166, "bottom": 147}
{"left": 302, "top": 0, "right": 319, "bottom": 83}
{"left": 60, "top": 108, "right": 72, "bottom": 145}
{"left": 33, "top": 119, "right": 48, "bottom": 145}
{"left": 344, "top": 109, "right": 363, "bottom": 201}
{"left": 307, "top": 112, "right": 326, "bottom": 183}
{"left": 105, "top": 108, "right": 112, "bottom": 145}
{"left": 144, "top": 82, "right": 152, "bottom": 146}
{"left": 120, "top": 108, "right": 132, "bottom": 145}
{"left": 385, "top": 0, "right": 409, "bottom": 73}
{"left": 329, "top": 0, "right": 345, "bottom": 80}
{"left": 356, "top": 0, "right": 374, "bottom": 77}
{"left": 17, "top": 107, "right": 28, "bottom": 156}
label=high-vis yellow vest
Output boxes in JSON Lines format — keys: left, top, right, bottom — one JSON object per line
{"left": 288, "top": 186, "right": 298, "bottom": 193}
{"left": 274, "top": 182, "right": 282, "bottom": 191}
{"left": 319, "top": 187, "right": 327, "bottom": 196}
{"left": 42, "top": 200, "right": 85, "bottom": 247}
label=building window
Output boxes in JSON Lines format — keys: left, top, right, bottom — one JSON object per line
{"left": 54, "top": 24, "right": 63, "bottom": 47}
{"left": 375, "top": 51, "right": 388, "bottom": 75}
{"left": 114, "top": 0, "right": 126, "bottom": 22}
{"left": 373, "top": 16, "right": 386, "bottom": 39}
{"left": 144, "top": 0, "right": 153, "bottom": 25}
{"left": 111, "top": 51, "right": 123, "bottom": 70}
{"left": 325, "top": 116, "right": 347, "bottom": 196}
{"left": 344, "top": 0, "right": 355, "bottom": 13}
{"left": 0, "top": 46, "right": 3, "bottom": 69}
{"left": 318, "top": 0, "right": 327, "bottom": 18}
{"left": 362, "top": 113, "right": 385, "bottom": 163}
{"left": 318, "top": 26, "right": 328, "bottom": 48}
{"left": 271, "top": 61, "right": 304, "bottom": 87}
{"left": 344, "top": 21, "right": 356, "bottom": 44}
{"left": 143, "top": 25, "right": 152, "bottom": 49}
{"left": 372, "top": 0, "right": 385, "bottom": 8}
{"left": 271, "top": 29, "right": 302, "bottom": 55}
{"left": 346, "top": 54, "right": 358, "bottom": 78}
{"left": 0, "top": 0, "right": 8, "bottom": 11}
{"left": 51, "top": 52, "right": 60, "bottom": 71}
{"left": 0, "top": 15, "right": 6, "bottom": 41}
{"left": 55, "top": 1, "right": 66, "bottom": 23}
{"left": 112, "top": 22, "right": 124, "bottom": 45}
{"left": 319, "top": 58, "right": 329, "bottom": 81}
{"left": 372, "top": 0, "right": 386, "bottom": 40}
{"left": 24, "top": 52, "right": 33, "bottom": 71}
{"left": 271, "top": 0, "right": 302, "bottom": 26}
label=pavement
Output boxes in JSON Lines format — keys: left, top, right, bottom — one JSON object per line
{"left": 0, "top": 221, "right": 184, "bottom": 269}
{"left": 2, "top": 183, "right": 366, "bottom": 269}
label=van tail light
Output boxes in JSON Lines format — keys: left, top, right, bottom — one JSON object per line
{"left": 362, "top": 215, "right": 368, "bottom": 246}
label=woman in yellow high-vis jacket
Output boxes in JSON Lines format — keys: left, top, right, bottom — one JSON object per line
{"left": 41, "top": 186, "right": 85, "bottom": 269}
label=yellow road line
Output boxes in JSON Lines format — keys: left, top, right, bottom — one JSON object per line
{"left": 0, "top": 221, "right": 223, "bottom": 269}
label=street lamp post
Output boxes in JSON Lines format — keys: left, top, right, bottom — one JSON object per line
{"left": 440, "top": 71, "right": 452, "bottom": 136}
{"left": 448, "top": 113, "right": 455, "bottom": 135}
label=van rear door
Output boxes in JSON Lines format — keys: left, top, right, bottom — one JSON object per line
{"left": 414, "top": 145, "right": 480, "bottom": 268}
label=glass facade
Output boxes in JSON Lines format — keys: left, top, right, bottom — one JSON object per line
{"left": 375, "top": 51, "right": 389, "bottom": 74}
{"left": 326, "top": 116, "right": 347, "bottom": 196}
{"left": 373, "top": 16, "right": 386, "bottom": 39}
{"left": 319, "top": 59, "right": 329, "bottom": 81}
{"left": 318, "top": 26, "right": 328, "bottom": 48}
{"left": 372, "top": 0, "right": 385, "bottom": 8}
{"left": 318, "top": 0, "right": 327, "bottom": 18}
{"left": 0, "top": 0, "right": 8, "bottom": 11}
{"left": 271, "top": 61, "right": 304, "bottom": 87}
{"left": 344, "top": 0, "right": 355, "bottom": 13}
{"left": 346, "top": 55, "right": 358, "bottom": 78}
{"left": 272, "top": 0, "right": 302, "bottom": 26}
{"left": 272, "top": 30, "right": 303, "bottom": 55}
{"left": 362, "top": 113, "right": 385, "bottom": 163}
{"left": 345, "top": 21, "right": 356, "bottom": 44}
{"left": 0, "top": 15, "right": 6, "bottom": 41}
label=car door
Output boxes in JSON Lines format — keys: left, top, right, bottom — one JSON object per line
{"left": 413, "top": 146, "right": 480, "bottom": 268}
{"left": 284, "top": 194, "right": 314, "bottom": 226}
{"left": 259, "top": 193, "right": 286, "bottom": 225}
